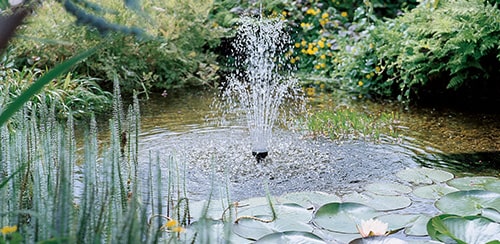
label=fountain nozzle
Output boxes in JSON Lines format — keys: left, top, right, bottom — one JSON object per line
{"left": 252, "top": 150, "right": 268, "bottom": 162}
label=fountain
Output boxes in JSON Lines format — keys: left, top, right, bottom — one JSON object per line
{"left": 220, "top": 16, "right": 302, "bottom": 161}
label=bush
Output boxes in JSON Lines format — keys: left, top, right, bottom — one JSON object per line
{"left": 0, "top": 58, "right": 112, "bottom": 119}
{"left": 333, "top": 0, "right": 500, "bottom": 100}
{"left": 8, "top": 0, "right": 224, "bottom": 95}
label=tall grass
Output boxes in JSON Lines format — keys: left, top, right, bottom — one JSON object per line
{"left": 0, "top": 80, "right": 194, "bottom": 243}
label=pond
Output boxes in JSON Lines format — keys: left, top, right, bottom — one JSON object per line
{"left": 134, "top": 89, "right": 500, "bottom": 203}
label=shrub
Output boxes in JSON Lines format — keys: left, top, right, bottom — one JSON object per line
{"left": 0, "top": 56, "right": 112, "bottom": 119}
{"left": 334, "top": 0, "right": 500, "bottom": 100}
{"left": 9, "top": 0, "right": 224, "bottom": 95}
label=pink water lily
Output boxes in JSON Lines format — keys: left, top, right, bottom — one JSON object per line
{"left": 356, "top": 218, "right": 389, "bottom": 237}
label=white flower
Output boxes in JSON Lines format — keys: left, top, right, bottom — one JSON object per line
{"left": 356, "top": 218, "right": 389, "bottom": 237}
{"left": 9, "top": 0, "right": 23, "bottom": 7}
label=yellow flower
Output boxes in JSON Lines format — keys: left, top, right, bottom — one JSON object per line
{"left": 319, "top": 19, "right": 327, "bottom": 26}
{"left": 166, "top": 219, "right": 178, "bottom": 228}
{"left": 1, "top": 225, "right": 17, "bottom": 235}
{"left": 318, "top": 40, "right": 325, "bottom": 48}
{"left": 320, "top": 83, "right": 326, "bottom": 90}
{"left": 321, "top": 12, "right": 329, "bottom": 19}
{"left": 306, "top": 87, "right": 315, "bottom": 96}
{"left": 320, "top": 63, "right": 326, "bottom": 68}
{"left": 356, "top": 219, "right": 388, "bottom": 237}
{"left": 365, "top": 74, "right": 371, "bottom": 79}
{"left": 301, "top": 40, "right": 307, "bottom": 47}
{"left": 320, "top": 54, "right": 326, "bottom": 59}
{"left": 171, "top": 226, "right": 185, "bottom": 233}
{"left": 294, "top": 43, "right": 301, "bottom": 48}
{"left": 282, "top": 11, "right": 287, "bottom": 17}
{"left": 375, "top": 66, "right": 381, "bottom": 73}
{"left": 341, "top": 11, "right": 348, "bottom": 17}
{"left": 358, "top": 81, "right": 364, "bottom": 87}
{"left": 290, "top": 57, "right": 296, "bottom": 64}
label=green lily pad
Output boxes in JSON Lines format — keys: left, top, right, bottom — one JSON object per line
{"left": 281, "top": 191, "right": 341, "bottom": 208}
{"left": 447, "top": 176, "right": 500, "bottom": 191}
{"left": 375, "top": 214, "right": 419, "bottom": 231}
{"left": 481, "top": 208, "right": 500, "bottom": 222}
{"left": 365, "top": 182, "right": 412, "bottom": 196}
{"left": 349, "top": 236, "right": 407, "bottom": 244}
{"left": 189, "top": 199, "right": 228, "bottom": 220}
{"left": 396, "top": 168, "right": 454, "bottom": 184}
{"left": 404, "top": 215, "right": 432, "bottom": 236}
{"left": 342, "top": 192, "right": 411, "bottom": 211}
{"left": 255, "top": 231, "right": 327, "bottom": 243}
{"left": 427, "top": 214, "right": 500, "bottom": 243}
{"left": 232, "top": 203, "right": 313, "bottom": 240}
{"left": 312, "top": 202, "right": 379, "bottom": 234}
{"left": 412, "top": 184, "right": 458, "bottom": 199}
{"left": 485, "top": 180, "right": 500, "bottom": 193}
{"left": 435, "top": 190, "right": 500, "bottom": 216}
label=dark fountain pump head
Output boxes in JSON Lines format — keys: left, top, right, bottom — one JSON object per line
{"left": 252, "top": 150, "right": 268, "bottom": 162}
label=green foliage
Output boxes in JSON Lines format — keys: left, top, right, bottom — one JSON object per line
{"left": 333, "top": 0, "right": 500, "bottom": 100}
{"left": 0, "top": 84, "right": 184, "bottom": 243}
{"left": 0, "top": 55, "right": 112, "bottom": 122}
{"left": 9, "top": 0, "right": 223, "bottom": 94}
{"left": 307, "top": 106, "right": 398, "bottom": 141}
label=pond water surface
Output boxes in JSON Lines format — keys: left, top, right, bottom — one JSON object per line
{"left": 134, "top": 90, "right": 500, "bottom": 202}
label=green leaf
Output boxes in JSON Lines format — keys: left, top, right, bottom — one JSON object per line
{"left": 374, "top": 213, "right": 419, "bottom": 231}
{"left": 342, "top": 192, "right": 411, "bottom": 211}
{"left": 312, "top": 202, "right": 379, "bottom": 234}
{"left": 448, "top": 176, "right": 500, "bottom": 191}
{"left": 0, "top": 47, "right": 99, "bottom": 126}
{"left": 413, "top": 184, "right": 458, "bottom": 199}
{"left": 405, "top": 215, "right": 432, "bottom": 236}
{"left": 349, "top": 236, "right": 407, "bottom": 244}
{"left": 232, "top": 204, "right": 313, "bottom": 241}
{"left": 255, "top": 231, "right": 327, "bottom": 244}
{"left": 427, "top": 215, "right": 500, "bottom": 243}
{"left": 396, "top": 168, "right": 454, "bottom": 184}
{"left": 281, "top": 191, "right": 341, "bottom": 208}
{"left": 435, "top": 190, "right": 500, "bottom": 216}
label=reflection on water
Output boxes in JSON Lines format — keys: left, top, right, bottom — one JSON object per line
{"left": 130, "top": 90, "right": 500, "bottom": 201}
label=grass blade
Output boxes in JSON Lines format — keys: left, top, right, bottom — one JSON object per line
{"left": 0, "top": 47, "right": 98, "bottom": 126}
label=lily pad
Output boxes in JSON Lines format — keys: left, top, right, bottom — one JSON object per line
{"left": 255, "top": 231, "right": 327, "bottom": 243}
{"left": 447, "top": 176, "right": 500, "bottom": 191}
{"left": 485, "top": 180, "right": 500, "bottom": 194}
{"left": 412, "top": 184, "right": 458, "bottom": 199}
{"left": 189, "top": 199, "right": 228, "bottom": 220}
{"left": 342, "top": 192, "right": 411, "bottom": 211}
{"left": 349, "top": 236, "right": 407, "bottom": 244}
{"left": 404, "top": 215, "right": 432, "bottom": 236}
{"left": 396, "top": 168, "right": 454, "bottom": 184}
{"left": 435, "top": 190, "right": 500, "bottom": 216}
{"left": 481, "top": 208, "right": 500, "bottom": 222}
{"left": 375, "top": 214, "right": 420, "bottom": 231}
{"left": 427, "top": 214, "right": 500, "bottom": 243}
{"left": 232, "top": 203, "right": 313, "bottom": 240}
{"left": 281, "top": 191, "right": 341, "bottom": 208}
{"left": 365, "top": 182, "right": 412, "bottom": 196}
{"left": 313, "top": 202, "right": 379, "bottom": 234}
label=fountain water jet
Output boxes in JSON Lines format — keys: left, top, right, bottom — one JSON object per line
{"left": 220, "top": 17, "right": 303, "bottom": 161}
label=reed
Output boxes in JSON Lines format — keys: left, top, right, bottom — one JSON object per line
{"left": 0, "top": 80, "right": 195, "bottom": 243}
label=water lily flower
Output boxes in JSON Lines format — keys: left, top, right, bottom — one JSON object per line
{"left": 356, "top": 219, "right": 388, "bottom": 237}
